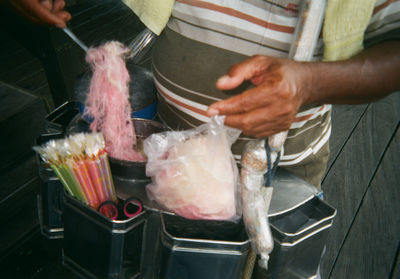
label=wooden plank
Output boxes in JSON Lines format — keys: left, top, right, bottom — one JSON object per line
{"left": 0, "top": 155, "right": 38, "bottom": 204}
{"left": 320, "top": 93, "right": 400, "bottom": 278}
{"left": 0, "top": 177, "right": 40, "bottom": 259}
{"left": 0, "top": 14, "right": 52, "bottom": 108}
{"left": 0, "top": 26, "right": 38, "bottom": 63}
{"left": 0, "top": 83, "right": 47, "bottom": 171}
{"left": 0, "top": 57, "right": 43, "bottom": 80}
{"left": 67, "top": 0, "right": 129, "bottom": 28}
{"left": 0, "top": 44, "right": 36, "bottom": 75}
{"left": 0, "top": 31, "right": 44, "bottom": 78}
{"left": 1, "top": 66, "right": 49, "bottom": 91}
{"left": 69, "top": 5, "right": 145, "bottom": 47}
{"left": 391, "top": 244, "right": 400, "bottom": 279}
{"left": 0, "top": 10, "right": 70, "bottom": 108}
{"left": 328, "top": 123, "right": 400, "bottom": 278}
{"left": 325, "top": 104, "right": 368, "bottom": 173}
{"left": 0, "top": 70, "right": 52, "bottom": 111}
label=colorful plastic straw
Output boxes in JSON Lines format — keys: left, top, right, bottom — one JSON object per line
{"left": 58, "top": 162, "right": 88, "bottom": 204}
{"left": 33, "top": 133, "right": 118, "bottom": 212}
{"left": 72, "top": 159, "right": 100, "bottom": 209}
{"left": 99, "top": 152, "right": 117, "bottom": 202}
{"left": 86, "top": 159, "right": 107, "bottom": 203}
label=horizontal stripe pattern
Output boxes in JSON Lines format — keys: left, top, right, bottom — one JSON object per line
{"left": 290, "top": 104, "right": 332, "bottom": 129}
{"left": 367, "top": 0, "right": 400, "bottom": 33}
{"left": 176, "top": 0, "right": 298, "bottom": 32}
{"left": 155, "top": 80, "right": 209, "bottom": 121}
{"left": 156, "top": 74, "right": 330, "bottom": 127}
{"left": 152, "top": 0, "right": 399, "bottom": 166}
{"left": 172, "top": 0, "right": 298, "bottom": 56}
{"left": 172, "top": 9, "right": 293, "bottom": 52}
{"left": 365, "top": 0, "right": 400, "bottom": 47}
{"left": 243, "top": 0, "right": 301, "bottom": 17}
{"left": 155, "top": 87, "right": 331, "bottom": 162}
{"left": 280, "top": 115, "right": 331, "bottom": 165}
{"left": 373, "top": 0, "right": 400, "bottom": 15}
{"left": 153, "top": 64, "right": 220, "bottom": 103}
{"left": 169, "top": 18, "right": 290, "bottom": 57}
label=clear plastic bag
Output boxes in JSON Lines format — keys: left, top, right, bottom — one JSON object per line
{"left": 143, "top": 116, "right": 242, "bottom": 222}
{"left": 241, "top": 139, "right": 275, "bottom": 270}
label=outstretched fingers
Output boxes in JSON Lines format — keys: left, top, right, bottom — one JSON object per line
{"left": 216, "top": 55, "right": 273, "bottom": 90}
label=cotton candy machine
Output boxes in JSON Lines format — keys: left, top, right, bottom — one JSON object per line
{"left": 72, "top": 58, "right": 164, "bottom": 182}
{"left": 37, "top": 102, "right": 336, "bottom": 279}
{"left": 75, "top": 62, "right": 157, "bottom": 121}
{"left": 66, "top": 114, "right": 167, "bottom": 181}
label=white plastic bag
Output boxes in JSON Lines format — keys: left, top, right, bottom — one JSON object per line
{"left": 144, "top": 116, "right": 241, "bottom": 221}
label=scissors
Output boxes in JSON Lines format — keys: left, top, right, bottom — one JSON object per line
{"left": 98, "top": 197, "right": 143, "bottom": 220}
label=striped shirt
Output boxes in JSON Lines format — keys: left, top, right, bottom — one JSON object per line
{"left": 152, "top": 0, "right": 400, "bottom": 165}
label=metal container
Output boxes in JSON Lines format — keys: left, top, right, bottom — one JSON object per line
{"left": 107, "top": 119, "right": 167, "bottom": 181}
{"left": 37, "top": 158, "right": 64, "bottom": 239}
{"left": 62, "top": 193, "right": 149, "bottom": 279}
{"left": 37, "top": 102, "right": 336, "bottom": 279}
{"left": 36, "top": 103, "right": 80, "bottom": 239}
{"left": 251, "top": 169, "right": 337, "bottom": 279}
{"left": 159, "top": 213, "right": 250, "bottom": 279}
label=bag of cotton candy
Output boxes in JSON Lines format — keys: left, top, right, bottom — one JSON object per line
{"left": 144, "top": 116, "right": 241, "bottom": 222}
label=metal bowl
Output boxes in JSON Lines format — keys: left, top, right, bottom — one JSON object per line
{"left": 66, "top": 115, "right": 167, "bottom": 180}
{"left": 108, "top": 118, "right": 167, "bottom": 180}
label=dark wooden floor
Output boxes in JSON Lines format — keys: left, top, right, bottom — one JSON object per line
{"left": 322, "top": 98, "right": 400, "bottom": 278}
{"left": 0, "top": 1, "right": 399, "bottom": 278}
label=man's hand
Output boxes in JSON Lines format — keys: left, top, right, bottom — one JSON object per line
{"left": 206, "top": 41, "right": 400, "bottom": 138}
{"left": 207, "top": 55, "right": 311, "bottom": 138}
{"left": 6, "top": 0, "right": 71, "bottom": 28}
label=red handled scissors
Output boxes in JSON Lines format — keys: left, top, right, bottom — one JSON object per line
{"left": 98, "top": 197, "right": 143, "bottom": 220}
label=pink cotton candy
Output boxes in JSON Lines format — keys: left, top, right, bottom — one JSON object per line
{"left": 85, "top": 41, "right": 145, "bottom": 162}
{"left": 146, "top": 134, "right": 238, "bottom": 221}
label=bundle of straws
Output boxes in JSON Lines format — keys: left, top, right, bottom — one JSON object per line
{"left": 34, "top": 133, "right": 117, "bottom": 211}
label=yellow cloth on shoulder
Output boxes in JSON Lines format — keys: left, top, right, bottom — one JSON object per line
{"left": 323, "top": 0, "right": 377, "bottom": 61}
{"left": 122, "top": 0, "right": 175, "bottom": 35}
